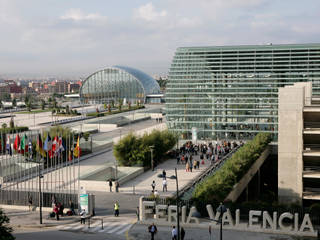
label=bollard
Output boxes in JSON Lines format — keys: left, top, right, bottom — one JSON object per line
{"left": 101, "top": 219, "right": 104, "bottom": 229}
{"left": 133, "top": 185, "right": 135, "bottom": 195}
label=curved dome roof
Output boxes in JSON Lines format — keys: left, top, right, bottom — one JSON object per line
{"left": 113, "top": 65, "right": 160, "bottom": 95}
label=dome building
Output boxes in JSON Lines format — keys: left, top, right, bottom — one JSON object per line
{"left": 80, "top": 66, "right": 160, "bottom": 104}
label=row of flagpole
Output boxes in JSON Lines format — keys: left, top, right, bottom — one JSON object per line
{"left": 0, "top": 127, "right": 81, "bottom": 206}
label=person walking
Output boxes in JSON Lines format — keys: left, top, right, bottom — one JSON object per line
{"left": 162, "top": 178, "right": 167, "bottom": 192}
{"left": 171, "top": 226, "right": 177, "bottom": 240}
{"left": 114, "top": 201, "right": 120, "bottom": 217}
{"left": 28, "top": 195, "right": 33, "bottom": 211}
{"left": 185, "top": 161, "right": 190, "bottom": 172}
{"left": 54, "top": 204, "right": 60, "bottom": 221}
{"left": 115, "top": 181, "right": 120, "bottom": 192}
{"left": 162, "top": 169, "right": 166, "bottom": 179}
{"left": 151, "top": 180, "right": 156, "bottom": 192}
{"left": 148, "top": 223, "right": 157, "bottom": 240}
{"left": 80, "top": 209, "right": 86, "bottom": 224}
{"left": 108, "top": 179, "right": 113, "bottom": 192}
{"left": 181, "top": 227, "right": 185, "bottom": 240}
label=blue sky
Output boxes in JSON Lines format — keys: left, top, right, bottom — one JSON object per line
{"left": 1, "top": 0, "right": 320, "bottom": 78}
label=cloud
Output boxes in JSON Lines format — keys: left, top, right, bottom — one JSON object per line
{"left": 134, "top": 3, "right": 167, "bottom": 21}
{"left": 60, "top": 8, "right": 107, "bottom": 22}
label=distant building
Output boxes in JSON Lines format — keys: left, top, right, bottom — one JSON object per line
{"left": 68, "top": 83, "right": 80, "bottom": 93}
{"left": 166, "top": 43, "right": 320, "bottom": 140}
{"left": 80, "top": 66, "right": 160, "bottom": 104}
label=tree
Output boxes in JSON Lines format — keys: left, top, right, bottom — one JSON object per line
{"left": 41, "top": 99, "right": 45, "bottom": 110}
{"left": 118, "top": 98, "right": 122, "bottom": 111}
{"left": 9, "top": 117, "right": 14, "bottom": 129}
{"left": 0, "top": 208, "right": 15, "bottom": 240}
{"left": 2, "top": 123, "right": 7, "bottom": 129}
{"left": 107, "top": 104, "right": 111, "bottom": 113}
{"left": 12, "top": 98, "right": 17, "bottom": 107}
{"left": 66, "top": 105, "right": 70, "bottom": 115}
{"left": 128, "top": 101, "right": 131, "bottom": 110}
{"left": 26, "top": 102, "right": 32, "bottom": 112}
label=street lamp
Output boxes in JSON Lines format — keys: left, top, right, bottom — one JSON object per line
{"left": 149, "top": 146, "right": 154, "bottom": 171}
{"left": 192, "top": 203, "right": 227, "bottom": 240}
{"left": 169, "top": 168, "right": 180, "bottom": 240}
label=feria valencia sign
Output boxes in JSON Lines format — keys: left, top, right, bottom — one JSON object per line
{"left": 139, "top": 198, "right": 318, "bottom": 237}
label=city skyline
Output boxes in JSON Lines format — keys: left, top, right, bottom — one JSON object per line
{"left": 1, "top": 0, "right": 320, "bottom": 77}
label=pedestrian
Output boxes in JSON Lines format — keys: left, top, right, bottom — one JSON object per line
{"left": 172, "top": 226, "right": 177, "bottom": 240}
{"left": 54, "top": 204, "right": 59, "bottom": 221}
{"left": 162, "top": 178, "right": 167, "bottom": 192}
{"left": 151, "top": 180, "right": 156, "bottom": 192}
{"left": 80, "top": 209, "right": 86, "bottom": 224}
{"left": 148, "top": 223, "right": 157, "bottom": 240}
{"left": 115, "top": 181, "right": 120, "bottom": 192}
{"left": 108, "top": 179, "right": 113, "bottom": 192}
{"left": 181, "top": 227, "right": 185, "bottom": 240}
{"left": 28, "top": 195, "right": 33, "bottom": 211}
{"left": 176, "top": 155, "right": 180, "bottom": 164}
{"left": 190, "top": 163, "right": 193, "bottom": 172}
{"left": 114, "top": 201, "right": 119, "bottom": 217}
{"left": 162, "top": 169, "right": 166, "bottom": 179}
{"left": 197, "top": 159, "right": 200, "bottom": 169}
{"left": 69, "top": 200, "right": 76, "bottom": 215}
{"left": 154, "top": 189, "right": 159, "bottom": 197}
{"left": 136, "top": 206, "right": 140, "bottom": 221}
{"left": 193, "top": 159, "right": 197, "bottom": 169}
{"left": 185, "top": 162, "right": 190, "bottom": 172}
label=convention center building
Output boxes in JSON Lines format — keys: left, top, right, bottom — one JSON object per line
{"left": 80, "top": 66, "right": 161, "bottom": 104}
{"left": 165, "top": 43, "right": 320, "bottom": 140}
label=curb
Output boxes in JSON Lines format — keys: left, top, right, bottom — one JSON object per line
{"left": 12, "top": 218, "right": 80, "bottom": 229}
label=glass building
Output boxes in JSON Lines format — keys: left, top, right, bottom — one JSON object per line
{"left": 80, "top": 66, "right": 160, "bottom": 104}
{"left": 166, "top": 44, "right": 320, "bottom": 140}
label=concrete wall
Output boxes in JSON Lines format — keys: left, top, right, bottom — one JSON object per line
{"left": 278, "top": 83, "right": 305, "bottom": 204}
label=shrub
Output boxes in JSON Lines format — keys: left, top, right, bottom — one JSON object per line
{"left": 192, "top": 133, "right": 272, "bottom": 206}
{"left": 113, "top": 130, "right": 178, "bottom": 167}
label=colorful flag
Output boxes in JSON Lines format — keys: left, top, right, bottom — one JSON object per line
{"left": 52, "top": 136, "right": 58, "bottom": 153}
{"left": 20, "top": 134, "right": 28, "bottom": 154}
{"left": 68, "top": 150, "right": 72, "bottom": 161}
{"left": 73, "top": 136, "right": 81, "bottom": 158}
{"left": 13, "top": 134, "right": 20, "bottom": 152}
{"left": 58, "top": 137, "right": 65, "bottom": 152}
{"left": 6, "top": 135, "right": 12, "bottom": 156}
{"left": 36, "top": 134, "right": 46, "bottom": 157}
{"left": 43, "top": 134, "right": 52, "bottom": 152}
{"left": 28, "top": 139, "right": 33, "bottom": 157}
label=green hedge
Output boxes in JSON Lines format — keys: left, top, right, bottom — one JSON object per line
{"left": 0, "top": 126, "right": 29, "bottom": 133}
{"left": 192, "top": 133, "right": 272, "bottom": 206}
{"left": 113, "top": 129, "right": 177, "bottom": 167}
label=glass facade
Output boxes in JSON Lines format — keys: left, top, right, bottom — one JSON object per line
{"left": 80, "top": 66, "right": 160, "bottom": 104}
{"left": 166, "top": 44, "right": 320, "bottom": 140}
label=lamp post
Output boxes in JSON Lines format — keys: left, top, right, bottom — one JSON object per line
{"left": 38, "top": 160, "right": 44, "bottom": 224}
{"left": 216, "top": 203, "right": 227, "bottom": 240}
{"left": 169, "top": 168, "right": 179, "bottom": 240}
{"left": 149, "top": 146, "right": 154, "bottom": 171}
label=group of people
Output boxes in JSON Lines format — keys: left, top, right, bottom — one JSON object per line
{"left": 175, "top": 140, "right": 240, "bottom": 172}
{"left": 151, "top": 169, "right": 168, "bottom": 197}
{"left": 108, "top": 179, "right": 120, "bottom": 192}
{"left": 148, "top": 223, "right": 185, "bottom": 240}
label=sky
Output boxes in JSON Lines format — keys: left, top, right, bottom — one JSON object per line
{"left": 1, "top": 0, "right": 320, "bottom": 78}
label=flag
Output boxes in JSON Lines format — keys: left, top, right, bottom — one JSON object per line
{"left": 20, "top": 134, "right": 28, "bottom": 154}
{"left": 52, "top": 136, "right": 58, "bottom": 153}
{"left": 58, "top": 137, "right": 65, "bottom": 152}
{"left": 73, "top": 136, "right": 81, "bottom": 158}
{"left": 28, "top": 139, "right": 33, "bottom": 157}
{"left": 36, "top": 134, "right": 46, "bottom": 157}
{"left": 68, "top": 150, "right": 72, "bottom": 161}
{"left": 43, "top": 134, "right": 52, "bottom": 152}
{"left": 13, "top": 134, "right": 20, "bottom": 152}
{"left": 6, "top": 135, "right": 12, "bottom": 156}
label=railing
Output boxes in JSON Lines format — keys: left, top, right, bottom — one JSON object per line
{"left": 304, "top": 122, "right": 320, "bottom": 128}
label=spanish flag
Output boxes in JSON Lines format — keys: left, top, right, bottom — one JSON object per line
{"left": 36, "top": 134, "right": 46, "bottom": 157}
{"left": 73, "top": 136, "right": 81, "bottom": 158}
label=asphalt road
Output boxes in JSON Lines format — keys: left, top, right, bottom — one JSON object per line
{"left": 14, "top": 229, "right": 126, "bottom": 240}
